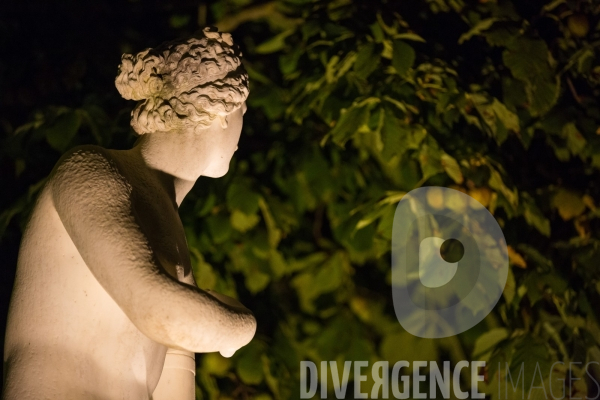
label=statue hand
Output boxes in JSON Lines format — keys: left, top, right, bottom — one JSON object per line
{"left": 219, "top": 348, "right": 237, "bottom": 358}
{"left": 204, "top": 289, "right": 256, "bottom": 358}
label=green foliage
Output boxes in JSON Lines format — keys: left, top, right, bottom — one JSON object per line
{"left": 3, "top": 0, "right": 600, "bottom": 398}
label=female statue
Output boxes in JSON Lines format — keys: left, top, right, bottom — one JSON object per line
{"left": 3, "top": 27, "right": 256, "bottom": 400}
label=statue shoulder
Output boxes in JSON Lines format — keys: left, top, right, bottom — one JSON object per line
{"left": 50, "top": 145, "right": 132, "bottom": 207}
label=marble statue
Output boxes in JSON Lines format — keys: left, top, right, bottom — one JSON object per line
{"left": 3, "top": 27, "right": 256, "bottom": 400}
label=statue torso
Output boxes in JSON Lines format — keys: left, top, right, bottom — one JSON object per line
{"left": 3, "top": 146, "right": 195, "bottom": 400}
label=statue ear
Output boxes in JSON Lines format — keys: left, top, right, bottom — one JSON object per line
{"left": 218, "top": 115, "right": 228, "bottom": 129}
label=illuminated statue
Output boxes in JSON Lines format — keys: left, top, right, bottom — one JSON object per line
{"left": 3, "top": 27, "right": 256, "bottom": 400}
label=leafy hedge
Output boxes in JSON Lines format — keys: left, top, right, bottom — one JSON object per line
{"left": 2, "top": 0, "right": 600, "bottom": 398}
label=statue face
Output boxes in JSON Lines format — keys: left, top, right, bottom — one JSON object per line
{"left": 202, "top": 102, "right": 247, "bottom": 178}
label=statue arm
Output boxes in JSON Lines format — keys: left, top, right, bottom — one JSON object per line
{"left": 50, "top": 147, "right": 256, "bottom": 354}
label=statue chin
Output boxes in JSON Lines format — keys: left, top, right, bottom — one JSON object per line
{"left": 203, "top": 164, "right": 231, "bottom": 178}
{"left": 2, "top": 28, "right": 255, "bottom": 400}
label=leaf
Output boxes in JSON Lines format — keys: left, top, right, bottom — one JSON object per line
{"left": 507, "top": 245, "right": 527, "bottom": 269}
{"left": 369, "top": 21, "right": 385, "bottom": 43}
{"left": 526, "top": 75, "right": 560, "bottom": 117}
{"left": 458, "top": 18, "right": 500, "bottom": 44}
{"left": 440, "top": 153, "right": 463, "bottom": 184}
{"left": 206, "top": 214, "right": 232, "bottom": 244}
{"left": 503, "top": 38, "right": 551, "bottom": 82}
{"left": 313, "top": 251, "right": 347, "bottom": 294}
{"left": 246, "top": 270, "right": 271, "bottom": 293}
{"left": 327, "top": 0, "right": 353, "bottom": 21}
{"left": 380, "top": 108, "right": 427, "bottom": 161}
{"left": 517, "top": 244, "right": 553, "bottom": 271}
{"left": 226, "top": 182, "right": 260, "bottom": 215}
{"left": 255, "top": 29, "right": 295, "bottom": 54}
{"left": 468, "top": 187, "right": 492, "bottom": 207}
{"left": 509, "top": 337, "right": 553, "bottom": 392}
{"left": 244, "top": 62, "right": 273, "bottom": 84}
{"left": 525, "top": 272, "right": 568, "bottom": 305}
{"left": 44, "top": 110, "right": 82, "bottom": 152}
{"left": 279, "top": 46, "right": 302, "bottom": 75}
{"left": 326, "top": 51, "right": 357, "bottom": 83}
{"left": 354, "top": 42, "right": 380, "bottom": 79}
{"left": 502, "top": 37, "right": 559, "bottom": 116}
{"left": 502, "top": 76, "right": 528, "bottom": 113}
{"left": 287, "top": 252, "right": 328, "bottom": 273}
{"left": 290, "top": 252, "right": 349, "bottom": 312}
{"left": 470, "top": 94, "right": 520, "bottom": 144}
{"left": 381, "top": 110, "right": 409, "bottom": 160}
{"left": 328, "top": 103, "right": 370, "bottom": 146}
{"left": 315, "top": 315, "right": 357, "bottom": 360}
{"left": 418, "top": 140, "right": 444, "bottom": 181}
{"left": 488, "top": 167, "right": 518, "bottom": 210}
{"left": 230, "top": 209, "right": 260, "bottom": 232}
{"left": 325, "top": 56, "right": 341, "bottom": 84}
{"left": 576, "top": 48, "right": 594, "bottom": 74}
{"left": 258, "top": 198, "right": 282, "bottom": 248}
{"left": 190, "top": 251, "right": 218, "bottom": 290}
{"left": 301, "top": 19, "right": 321, "bottom": 41}
{"left": 0, "top": 197, "right": 27, "bottom": 238}
{"left": 194, "top": 192, "right": 216, "bottom": 217}
{"left": 484, "top": 25, "right": 520, "bottom": 47}
{"left": 250, "top": 85, "right": 287, "bottom": 121}
{"left": 268, "top": 249, "right": 286, "bottom": 278}
{"left": 261, "top": 356, "right": 284, "bottom": 399}
{"left": 392, "top": 40, "right": 415, "bottom": 76}
{"left": 504, "top": 267, "right": 516, "bottom": 304}
{"left": 356, "top": 207, "right": 385, "bottom": 230}
{"left": 521, "top": 194, "right": 551, "bottom": 237}
{"left": 382, "top": 96, "right": 407, "bottom": 113}
{"left": 202, "top": 352, "right": 232, "bottom": 377}
{"left": 378, "top": 191, "right": 407, "bottom": 206}
{"left": 393, "top": 32, "right": 426, "bottom": 42}
{"left": 551, "top": 189, "right": 585, "bottom": 220}
{"left": 542, "top": 0, "right": 566, "bottom": 12}
{"left": 472, "top": 328, "right": 509, "bottom": 359}
{"left": 562, "top": 122, "right": 586, "bottom": 156}
{"left": 491, "top": 99, "right": 520, "bottom": 140}
{"left": 236, "top": 341, "right": 266, "bottom": 384}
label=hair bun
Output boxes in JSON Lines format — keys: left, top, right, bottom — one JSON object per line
{"left": 115, "top": 49, "right": 165, "bottom": 101}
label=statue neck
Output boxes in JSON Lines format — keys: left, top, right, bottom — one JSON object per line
{"left": 131, "top": 131, "right": 210, "bottom": 206}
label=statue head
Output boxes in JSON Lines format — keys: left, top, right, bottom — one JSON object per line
{"left": 115, "top": 27, "right": 249, "bottom": 135}
{"left": 115, "top": 27, "right": 249, "bottom": 179}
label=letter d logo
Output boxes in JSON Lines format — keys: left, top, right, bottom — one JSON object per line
{"left": 391, "top": 187, "right": 508, "bottom": 338}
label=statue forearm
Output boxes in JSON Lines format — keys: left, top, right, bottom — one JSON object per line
{"left": 132, "top": 280, "right": 256, "bottom": 353}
